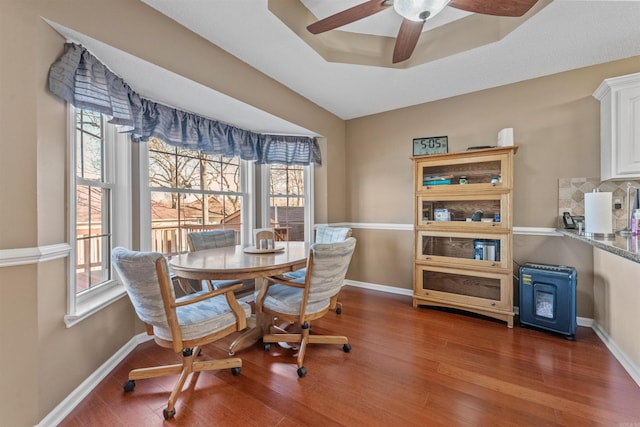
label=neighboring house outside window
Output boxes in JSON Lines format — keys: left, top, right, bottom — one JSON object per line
{"left": 145, "top": 138, "right": 252, "bottom": 255}
{"left": 262, "top": 163, "right": 313, "bottom": 242}
{"left": 65, "top": 108, "right": 131, "bottom": 327}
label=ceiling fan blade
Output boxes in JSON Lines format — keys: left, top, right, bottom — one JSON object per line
{"left": 448, "top": 0, "right": 539, "bottom": 17}
{"left": 307, "top": 0, "right": 391, "bottom": 34}
{"left": 393, "top": 19, "right": 425, "bottom": 64}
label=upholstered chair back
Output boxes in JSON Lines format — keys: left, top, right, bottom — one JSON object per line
{"left": 187, "top": 230, "right": 237, "bottom": 252}
{"left": 112, "top": 248, "right": 172, "bottom": 329}
{"left": 305, "top": 237, "right": 356, "bottom": 305}
{"left": 315, "top": 226, "right": 352, "bottom": 243}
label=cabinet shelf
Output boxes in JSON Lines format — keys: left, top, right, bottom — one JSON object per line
{"left": 416, "top": 230, "right": 510, "bottom": 272}
{"left": 413, "top": 146, "right": 516, "bottom": 327}
{"left": 417, "top": 193, "right": 510, "bottom": 230}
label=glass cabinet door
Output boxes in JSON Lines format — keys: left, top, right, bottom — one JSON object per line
{"left": 414, "top": 150, "right": 513, "bottom": 193}
{"left": 416, "top": 194, "right": 510, "bottom": 230}
{"left": 415, "top": 265, "right": 511, "bottom": 310}
{"left": 416, "top": 231, "right": 509, "bottom": 270}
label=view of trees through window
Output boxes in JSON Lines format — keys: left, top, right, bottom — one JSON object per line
{"left": 268, "top": 164, "right": 305, "bottom": 241}
{"left": 148, "top": 138, "right": 243, "bottom": 255}
{"left": 75, "top": 109, "right": 111, "bottom": 294}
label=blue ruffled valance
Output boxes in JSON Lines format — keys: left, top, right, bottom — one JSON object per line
{"left": 48, "top": 43, "right": 321, "bottom": 165}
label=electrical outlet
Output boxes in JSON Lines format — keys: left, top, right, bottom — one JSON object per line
{"left": 614, "top": 198, "right": 622, "bottom": 209}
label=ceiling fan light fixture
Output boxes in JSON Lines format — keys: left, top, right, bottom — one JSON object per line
{"left": 393, "top": 0, "right": 451, "bottom": 22}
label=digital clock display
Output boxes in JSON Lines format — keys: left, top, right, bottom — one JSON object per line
{"left": 413, "top": 136, "right": 448, "bottom": 156}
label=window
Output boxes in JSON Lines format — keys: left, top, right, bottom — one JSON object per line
{"left": 74, "top": 109, "right": 111, "bottom": 292}
{"left": 146, "top": 138, "right": 251, "bottom": 255}
{"left": 65, "top": 108, "right": 131, "bottom": 327}
{"left": 262, "top": 163, "right": 313, "bottom": 242}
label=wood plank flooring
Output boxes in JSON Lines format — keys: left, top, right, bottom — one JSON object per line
{"left": 59, "top": 286, "right": 640, "bottom": 426}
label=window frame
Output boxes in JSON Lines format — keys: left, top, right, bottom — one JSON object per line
{"left": 139, "top": 141, "right": 255, "bottom": 252}
{"left": 64, "top": 106, "right": 131, "bottom": 328}
{"left": 260, "top": 163, "right": 314, "bottom": 242}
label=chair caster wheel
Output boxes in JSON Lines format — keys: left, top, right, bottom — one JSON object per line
{"left": 231, "top": 367, "right": 241, "bottom": 376}
{"left": 297, "top": 367, "right": 307, "bottom": 378}
{"left": 263, "top": 343, "right": 271, "bottom": 351}
{"left": 335, "top": 307, "right": 342, "bottom": 315}
{"left": 123, "top": 380, "right": 135, "bottom": 392}
{"left": 343, "top": 343, "right": 351, "bottom": 353}
{"left": 163, "top": 408, "right": 176, "bottom": 420}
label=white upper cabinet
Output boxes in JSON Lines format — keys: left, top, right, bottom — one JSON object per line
{"left": 593, "top": 72, "right": 640, "bottom": 181}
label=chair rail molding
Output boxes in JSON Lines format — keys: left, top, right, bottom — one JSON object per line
{"left": 327, "top": 223, "right": 561, "bottom": 236}
{"left": 0, "top": 243, "right": 71, "bottom": 268}
{"left": 326, "top": 222, "right": 412, "bottom": 231}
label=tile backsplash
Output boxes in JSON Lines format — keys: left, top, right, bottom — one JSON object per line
{"left": 558, "top": 177, "right": 640, "bottom": 232}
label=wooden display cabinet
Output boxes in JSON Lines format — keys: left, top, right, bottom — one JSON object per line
{"left": 413, "top": 146, "right": 517, "bottom": 327}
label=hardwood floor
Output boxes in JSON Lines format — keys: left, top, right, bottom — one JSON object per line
{"left": 59, "top": 287, "right": 640, "bottom": 426}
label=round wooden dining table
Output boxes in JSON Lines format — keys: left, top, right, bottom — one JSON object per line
{"left": 169, "top": 241, "right": 309, "bottom": 354}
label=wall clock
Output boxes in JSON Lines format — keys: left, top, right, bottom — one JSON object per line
{"left": 413, "top": 136, "right": 448, "bottom": 156}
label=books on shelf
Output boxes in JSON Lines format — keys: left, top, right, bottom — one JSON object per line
{"left": 424, "top": 179, "right": 451, "bottom": 186}
{"left": 423, "top": 174, "right": 453, "bottom": 186}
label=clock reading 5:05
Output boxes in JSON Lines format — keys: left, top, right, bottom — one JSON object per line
{"left": 413, "top": 136, "right": 448, "bottom": 156}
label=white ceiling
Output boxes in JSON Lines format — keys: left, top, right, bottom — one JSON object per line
{"left": 49, "top": 1, "right": 640, "bottom": 135}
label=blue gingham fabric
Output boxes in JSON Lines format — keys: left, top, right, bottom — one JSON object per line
{"left": 262, "top": 238, "right": 356, "bottom": 317}
{"left": 112, "top": 247, "right": 250, "bottom": 342}
{"left": 283, "top": 226, "right": 352, "bottom": 281}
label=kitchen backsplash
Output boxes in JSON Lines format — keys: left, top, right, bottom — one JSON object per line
{"left": 558, "top": 177, "right": 640, "bottom": 232}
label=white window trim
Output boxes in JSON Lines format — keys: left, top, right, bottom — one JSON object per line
{"left": 139, "top": 145, "right": 255, "bottom": 250}
{"left": 64, "top": 107, "right": 131, "bottom": 328}
{"left": 260, "top": 163, "right": 314, "bottom": 242}
{"left": 138, "top": 140, "right": 152, "bottom": 251}
{"left": 241, "top": 159, "right": 256, "bottom": 246}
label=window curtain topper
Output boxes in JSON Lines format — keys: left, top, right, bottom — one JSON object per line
{"left": 48, "top": 43, "right": 321, "bottom": 165}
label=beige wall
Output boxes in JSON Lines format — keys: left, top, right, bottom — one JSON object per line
{"left": 0, "top": 1, "right": 345, "bottom": 425}
{"left": 344, "top": 57, "right": 640, "bottom": 316}
{"left": 593, "top": 248, "right": 640, "bottom": 369}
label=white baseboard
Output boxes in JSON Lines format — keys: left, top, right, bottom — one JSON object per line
{"left": 591, "top": 322, "right": 640, "bottom": 387}
{"left": 344, "top": 279, "right": 413, "bottom": 296}
{"left": 577, "top": 316, "right": 594, "bottom": 328}
{"left": 37, "top": 334, "right": 152, "bottom": 427}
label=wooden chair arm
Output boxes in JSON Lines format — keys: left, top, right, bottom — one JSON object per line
{"left": 265, "top": 276, "right": 306, "bottom": 289}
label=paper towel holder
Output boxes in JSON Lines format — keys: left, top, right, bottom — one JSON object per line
{"left": 584, "top": 189, "right": 616, "bottom": 239}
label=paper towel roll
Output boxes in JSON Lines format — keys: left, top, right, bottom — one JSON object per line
{"left": 585, "top": 191, "right": 612, "bottom": 234}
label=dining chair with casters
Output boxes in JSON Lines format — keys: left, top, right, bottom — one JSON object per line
{"left": 284, "top": 226, "right": 352, "bottom": 314}
{"left": 186, "top": 229, "right": 244, "bottom": 292}
{"left": 256, "top": 237, "right": 356, "bottom": 377}
{"left": 111, "top": 247, "right": 251, "bottom": 420}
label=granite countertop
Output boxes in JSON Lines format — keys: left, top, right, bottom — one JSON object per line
{"left": 558, "top": 229, "right": 640, "bottom": 264}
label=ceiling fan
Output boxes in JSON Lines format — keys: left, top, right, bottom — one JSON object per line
{"left": 307, "top": 0, "right": 540, "bottom": 64}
